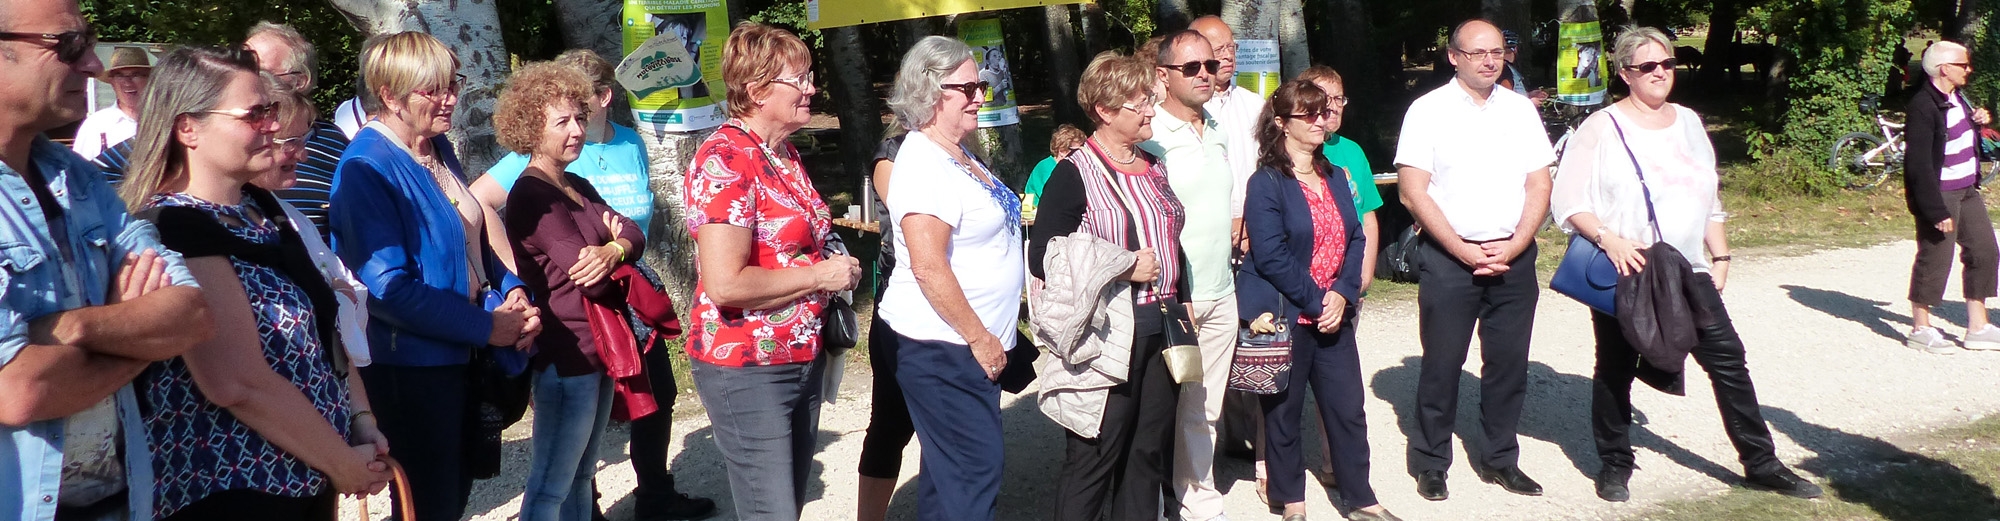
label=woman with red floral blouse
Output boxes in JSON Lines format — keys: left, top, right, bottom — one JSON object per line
{"left": 679, "top": 22, "right": 861, "bottom": 521}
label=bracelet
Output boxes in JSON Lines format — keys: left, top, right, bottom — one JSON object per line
{"left": 350, "top": 410, "right": 374, "bottom": 422}
{"left": 607, "top": 241, "right": 627, "bottom": 260}
{"left": 1711, "top": 255, "right": 1733, "bottom": 263}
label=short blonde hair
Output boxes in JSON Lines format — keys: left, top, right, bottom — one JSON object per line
{"left": 363, "top": 32, "right": 459, "bottom": 109}
{"left": 722, "top": 22, "right": 812, "bottom": 118}
{"left": 1077, "top": 51, "right": 1153, "bottom": 125}
{"left": 1611, "top": 26, "right": 1674, "bottom": 69}
{"left": 493, "top": 61, "right": 595, "bottom": 155}
{"left": 1297, "top": 65, "right": 1343, "bottom": 89}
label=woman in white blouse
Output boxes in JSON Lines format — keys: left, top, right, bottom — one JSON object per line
{"left": 1550, "top": 26, "right": 1823, "bottom": 504}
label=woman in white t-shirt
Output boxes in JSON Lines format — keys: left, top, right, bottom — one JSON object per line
{"left": 875, "top": 36, "right": 1024, "bottom": 521}
{"left": 1550, "top": 26, "right": 1822, "bottom": 503}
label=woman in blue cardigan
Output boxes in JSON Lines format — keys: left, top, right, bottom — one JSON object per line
{"left": 1239, "top": 80, "right": 1397, "bottom": 521}
{"left": 328, "top": 32, "right": 541, "bottom": 521}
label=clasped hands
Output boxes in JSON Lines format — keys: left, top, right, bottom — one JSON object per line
{"left": 1448, "top": 237, "right": 1531, "bottom": 276}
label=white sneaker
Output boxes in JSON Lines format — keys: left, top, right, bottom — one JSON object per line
{"left": 1907, "top": 326, "right": 1957, "bottom": 354}
{"left": 1964, "top": 325, "right": 2000, "bottom": 351}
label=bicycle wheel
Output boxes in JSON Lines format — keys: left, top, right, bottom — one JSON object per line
{"left": 1828, "top": 132, "right": 1891, "bottom": 190}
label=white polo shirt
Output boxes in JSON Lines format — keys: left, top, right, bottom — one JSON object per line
{"left": 1205, "top": 84, "right": 1266, "bottom": 218}
{"left": 1141, "top": 106, "right": 1235, "bottom": 302}
{"left": 1393, "top": 78, "right": 1555, "bottom": 242}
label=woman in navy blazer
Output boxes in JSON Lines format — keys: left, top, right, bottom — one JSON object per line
{"left": 1238, "top": 80, "right": 1398, "bottom": 521}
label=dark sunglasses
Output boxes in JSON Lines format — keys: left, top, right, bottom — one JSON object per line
{"left": 1622, "top": 58, "right": 1679, "bottom": 74}
{"left": 196, "top": 102, "right": 283, "bottom": 127}
{"left": 0, "top": 29, "right": 97, "bottom": 65}
{"left": 1159, "top": 60, "right": 1221, "bottom": 77}
{"left": 940, "top": 81, "right": 990, "bottom": 99}
{"left": 1283, "top": 108, "right": 1338, "bottom": 121}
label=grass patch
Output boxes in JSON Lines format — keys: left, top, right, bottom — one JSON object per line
{"left": 1631, "top": 415, "right": 2000, "bottom": 521}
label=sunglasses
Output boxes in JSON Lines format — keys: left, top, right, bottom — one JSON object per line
{"left": 1943, "top": 62, "right": 1973, "bottom": 71}
{"left": 0, "top": 29, "right": 97, "bottom": 65}
{"left": 1283, "top": 108, "right": 1338, "bottom": 121}
{"left": 1622, "top": 58, "right": 1679, "bottom": 74}
{"left": 197, "top": 102, "right": 283, "bottom": 127}
{"left": 273, "top": 135, "right": 308, "bottom": 153}
{"left": 1160, "top": 60, "right": 1221, "bottom": 77}
{"left": 940, "top": 81, "right": 991, "bottom": 99}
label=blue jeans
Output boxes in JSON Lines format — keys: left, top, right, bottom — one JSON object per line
{"left": 521, "top": 366, "right": 614, "bottom": 521}
{"left": 895, "top": 334, "right": 1004, "bottom": 521}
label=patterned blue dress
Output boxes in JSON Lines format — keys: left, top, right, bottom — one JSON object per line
{"left": 139, "top": 192, "right": 351, "bottom": 518}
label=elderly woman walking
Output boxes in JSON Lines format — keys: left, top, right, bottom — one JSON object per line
{"left": 875, "top": 36, "right": 1025, "bottom": 521}
{"left": 1551, "top": 26, "right": 1823, "bottom": 502}
{"left": 681, "top": 22, "right": 861, "bottom": 521}
{"left": 1029, "top": 51, "right": 1187, "bottom": 521}
{"left": 1903, "top": 40, "right": 1998, "bottom": 353}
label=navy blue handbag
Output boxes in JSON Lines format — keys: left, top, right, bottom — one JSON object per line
{"left": 1551, "top": 115, "right": 1658, "bottom": 316}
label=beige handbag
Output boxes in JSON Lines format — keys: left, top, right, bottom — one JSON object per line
{"left": 1091, "top": 150, "right": 1203, "bottom": 384}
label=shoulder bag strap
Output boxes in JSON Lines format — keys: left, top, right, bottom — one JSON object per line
{"left": 1606, "top": 113, "right": 1666, "bottom": 242}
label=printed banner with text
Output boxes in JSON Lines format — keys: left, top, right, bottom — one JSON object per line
{"left": 805, "top": 0, "right": 1093, "bottom": 30}
{"left": 621, "top": 0, "right": 729, "bottom": 131}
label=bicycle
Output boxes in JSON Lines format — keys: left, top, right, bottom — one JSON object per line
{"left": 1826, "top": 95, "right": 1904, "bottom": 190}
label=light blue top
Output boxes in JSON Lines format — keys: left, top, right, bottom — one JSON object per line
{"left": 2, "top": 136, "right": 197, "bottom": 521}
{"left": 483, "top": 123, "right": 655, "bottom": 237}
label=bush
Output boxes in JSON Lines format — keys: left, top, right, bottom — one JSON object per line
{"left": 1721, "top": 149, "right": 1847, "bottom": 198}
{"left": 1756, "top": 0, "right": 1915, "bottom": 154}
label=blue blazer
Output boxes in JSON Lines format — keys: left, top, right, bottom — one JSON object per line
{"left": 330, "top": 127, "right": 523, "bottom": 367}
{"left": 1237, "top": 163, "right": 1367, "bottom": 323}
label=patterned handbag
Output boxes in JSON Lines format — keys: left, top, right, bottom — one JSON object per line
{"left": 1228, "top": 299, "right": 1293, "bottom": 394}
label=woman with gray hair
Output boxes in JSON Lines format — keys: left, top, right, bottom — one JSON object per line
{"left": 1550, "top": 26, "right": 1821, "bottom": 503}
{"left": 874, "top": 35, "right": 1024, "bottom": 521}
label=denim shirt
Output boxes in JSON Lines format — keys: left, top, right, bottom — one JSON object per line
{"left": 0, "top": 136, "right": 197, "bottom": 521}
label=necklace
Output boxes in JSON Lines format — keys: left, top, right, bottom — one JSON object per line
{"left": 1099, "top": 139, "right": 1138, "bottom": 165}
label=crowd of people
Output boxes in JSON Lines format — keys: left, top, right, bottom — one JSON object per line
{"left": 0, "top": 0, "right": 1991, "bottom": 518}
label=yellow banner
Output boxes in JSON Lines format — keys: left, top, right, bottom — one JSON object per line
{"left": 804, "top": 0, "right": 1093, "bottom": 30}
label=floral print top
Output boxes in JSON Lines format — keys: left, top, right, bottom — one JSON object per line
{"left": 1298, "top": 175, "right": 1349, "bottom": 324}
{"left": 681, "top": 120, "right": 831, "bottom": 367}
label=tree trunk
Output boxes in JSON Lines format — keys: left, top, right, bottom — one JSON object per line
{"left": 550, "top": 0, "right": 634, "bottom": 126}
{"left": 1276, "top": 0, "right": 1307, "bottom": 79}
{"left": 1949, "top": 0, "right": 1981, "bottom": 42}
{"left": 1701, "top": 0, "right": 1738, "bottom": 87}
{"left": 1159, "top": 0, "right": 1193, "bottom": 33}
{"left": 635, "top": 128, "right": 711, "bottom": 311}
{"left": 1222, "top": 0, "right": 1278, "bottom": 59}
{"left": 825, "top": 26, "right": 884, "bottom": 202}
{"left": 1044, "top": 5, "right": 1087, "bottom": 126}
{"left": 1080, "top": 3, "right": 1108, "bottom": 57}
{"left": 328, "top": 0, "right": 510, "bottom": 176}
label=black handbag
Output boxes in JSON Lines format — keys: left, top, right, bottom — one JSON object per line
{"left": 820, "top": 233, "right": 860, "bottom": 354}
{"left": 1380, "top": 224, "right": 1423, "bottom": 283}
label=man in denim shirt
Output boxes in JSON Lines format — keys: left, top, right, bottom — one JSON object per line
{"left": 0, "top": 0, "right": 214, "bottom": 519}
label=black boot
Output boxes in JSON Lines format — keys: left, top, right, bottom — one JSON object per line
{"left": 635, "top": 475, "right": 718, "bottom": 521}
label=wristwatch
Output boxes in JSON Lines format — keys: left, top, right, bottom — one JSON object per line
{"left": 1594, "top": 225, "right": 1612, "bottom": 243}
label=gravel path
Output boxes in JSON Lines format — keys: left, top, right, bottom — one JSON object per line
{"left": 345, "top": 240, "right": 2000, "bottom": 520}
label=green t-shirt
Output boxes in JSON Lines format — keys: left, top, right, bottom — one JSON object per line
{"left": 1025, "top": 155, "right": 1059, "bottom": 204}
{"left": 1321, "top": 134, "right": 1382, "bottom": 215}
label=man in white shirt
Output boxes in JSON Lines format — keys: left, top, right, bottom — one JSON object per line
{"left": 1137, "top": 29, "right": 1237, "bottom": 521}
{"left": 1395, "top": 18, "right": 1555, "bottom": 502}
{"left": 1189, "top": 16, "right": 1267, "bottom": 250}
{"left": 70, "top": 46, "right": 147, "bottom": 160}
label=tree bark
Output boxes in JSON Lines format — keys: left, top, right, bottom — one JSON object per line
{"left": 328, "top": 0, "right": 510, "bottom": 176}
{"left": 825, "top": 26, "right": 884, "bottom": 203}
{"left": 1080, "top": 3, "right": 1108, "bottom": 57}
{"left": 635, "top": 128, "right": 711, "bottom": 311}
{"left": 1276, "top": 0, "right": 1307, "bottom": 79}
{"left": 1223, "top": 0, "right": 1278, "bottom": 62}
{"left": 1043, "top": 5, "right": 1087, "bottom": 126}
{"left": 1949, "top": 0, "right": 1981, "bottom": 42}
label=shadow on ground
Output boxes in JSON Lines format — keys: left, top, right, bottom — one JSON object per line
{"left": 1759, "top": 406, "right": 2000, "bottom": 521}
{"left": 1783, "top": 285, "right": 1974, "bottom": 343}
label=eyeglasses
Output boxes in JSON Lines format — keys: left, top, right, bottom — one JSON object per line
{"left": 197, "top": 102, "right": 282, "bottom": 128}
{"left": 414, "top": 74, "right": 468, "bottom": 100}
{"left": 1943, "top": 62, "right": 1973, "bottom": 71}
{"left": 1454, "top": 48, "right": 1507, "bottom": 62}
{"left": 1160, "top": 60, "right": 1221, "bottom": 77}
{"left": 768, "top": 71, "right": 814, "bottom": 91}
{"left": 1213, "top": 43, "right": 1239, "bottom": 56}
{"left": 272, "top": 70, "right": 307, "bottom": 81}
{"left": 0, "top": 29, "right": 97, "bottom": 65}
{"left": 940, "top": 81, "right": 990, "bottom": 99}
{"left": 273, "top": 135, "right": 308, "bottom": 153}
{"left": 1621, "top": 58, "right": 1679, "bottom": 74}
{"left": 1326, "top": 95, "right": 1350, "bottom": 107}
{"left": 1283, "top": 109, "right": 1338, "bottom": 121}
{"left": 105, "top": 70, "right": 150, "bottom": 81}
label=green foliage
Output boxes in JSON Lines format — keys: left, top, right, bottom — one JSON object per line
{"left": 1721, "top": 148, "right": 1844, "bottom": 198}
{"left": 749, "top": 1, "right": 823, "bottom": 48}
{"left": 1754, "top": 0, "right": 1914, "bottom": 154}
{"left": 1972, "top": 9, "right": 1999, "bottom": 111}
{"left": 81, "top": 0, "right": 361, "bottom": 112}
{"left": 498, "top": 0, "right": 564, "bottom": 62}
{"left": 1099, "top": 0, "right": 1155, "bottom": 43}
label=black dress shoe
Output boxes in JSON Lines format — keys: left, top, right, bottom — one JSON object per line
{"left": 1744, "top": 468, "right": 1824, "bottom": 499}
{"left": 1416, "top": 470, "right": 1448, "bottom": 501}
{"left": 1595, "top": 467, "right": 1632, "bottom": 502}
{"left": 636, "top": 491, "right": 720, "bottom": 520}
{"left": 1474, "top": 465, "right": 1544, "bottom": 496}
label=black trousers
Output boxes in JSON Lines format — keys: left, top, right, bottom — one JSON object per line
{"left": 626, "top": 333, "right": 684, "bottom": 509}
{"left": 1260, "top": 321, "right": 1376, "bottom": 508}
{"left": 1411, "top": 238, "right": 1538, "bottom": 473}
{"left": 1055, "top": 308, "right": 1178, "bottom": 521}
{"left": 160, "top": 488, "right": 335, "bottom": 521}
{"left": 359, "top": 363, "right": 472, "bottom": 521}
{"left": 858, "top": 316, "right": 916, "bottom": 479}
{"left": 1910, "top": 187, "right": 2000, "bottom": 306}
{"left": 1591, "top": 273, "right": 1782, "bottom": 475}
